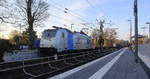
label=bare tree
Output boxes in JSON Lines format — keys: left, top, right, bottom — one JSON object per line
{"left": 5, "top": 0, "right": 50, "bottom": 48}
{"left": 92, "top": 28, "right": 117, "bottom": 47}
{"left": 0, "top": 0, "right": 7, "bottom": 22}
{"left": 0, "top": 0, "right": 7, "bottom": 6}
{"left": 97, "top": 19, "right": 105, "bottom": 49}
{"left": 91, "top": 19, "right": 105, "bottom": 49}
{"left": 91, "top": 29, "right": 100, "bottom": 48}
{"left": 103, "top": 28, "right": 117, "bottom": 47}
{"left": 104, "top": 28, "right": 117, "bottom": 41}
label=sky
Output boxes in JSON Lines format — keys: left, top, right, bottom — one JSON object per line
{"left": 1, "top": 0, "right": 150, "bottom": 40}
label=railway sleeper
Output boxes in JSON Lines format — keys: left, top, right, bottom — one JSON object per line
{"left": 23, "top": 58, "right": 48, "bottom": 65}
{"left": 0, "top": 62, "right": 22, "bottom": 71}
{"left": 23, "top": 64, "right": 55, "bottom": 77}
{"left": 76, "top": 56, "right": 87, "bottom": 61}
{"left": 65, "top": 58, "right": 80, "bottom": 64}
{"left": 0, "top": 68, "right": 32, "bottom": 79}
{"left": 50, "top": 60, "right": 70, "bottom": 69}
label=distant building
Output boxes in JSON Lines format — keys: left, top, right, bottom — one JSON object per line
{"left": 92, "top": 38, "right": 117, "bottom": 48}
{"left": 131, "top": 35, "right": 149, "bottom": 44}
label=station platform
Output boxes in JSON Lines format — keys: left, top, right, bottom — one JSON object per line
{"left": 49, "top": 48, "right": 149, "bottom": 79}
{"left": 139, "top": 44, "right": 150, "bottom": 69}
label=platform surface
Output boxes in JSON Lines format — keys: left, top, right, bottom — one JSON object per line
{"left": 49, "top": 48, "right": 149, "bottom": 79}
{"left": 138, "top": 44, "right": 150, "bottom": 68}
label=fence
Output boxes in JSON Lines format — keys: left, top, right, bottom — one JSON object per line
{"left": 3, "top": 50, "right": 39, "bottom": 62}
{"left": 0, "top": 48, "right": 118, "bottom": 79}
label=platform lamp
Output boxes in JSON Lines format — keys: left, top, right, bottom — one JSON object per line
{"left": 146, "top": 22, "right": 150, "bottom": 38}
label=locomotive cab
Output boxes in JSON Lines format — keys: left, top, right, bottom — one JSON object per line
{"left": 39, "top": 29, "right": 57, "bottom": 55}
{"left": 39, "top": 28, "right": 74, "bottom": 55}
{"left": 39, "top": 27, "right": 92, "bottom": 56}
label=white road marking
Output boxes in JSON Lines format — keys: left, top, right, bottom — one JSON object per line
{"left": 49, "top": 49, "right": 123, "bottom": 79}
{"left": 89, "top": 48, "right": 127, "bottom": 79}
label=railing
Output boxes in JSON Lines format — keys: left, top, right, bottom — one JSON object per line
{"left": 0, "top": 48, "right": 117, "bottom": 79}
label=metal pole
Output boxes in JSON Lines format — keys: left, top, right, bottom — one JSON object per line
{"left": 134, "top": 0, "right": 139, "bottom": 63}
{"left": 141, "top": 27, "right": 147, "bottom": 35}
{"left": 128, "top": 20, "right": 132, "bottom": 43}
{"left": 146, "top": 22, "right": 150, "bottom": 38}
{"left": 149, "top": 24, "right": 150, "bottom": 38}
{"left": 71, "top": 24, "right": 74, "bottom": 31}
{"left": 130, "top": 21, "right": 132, "bottom": 43}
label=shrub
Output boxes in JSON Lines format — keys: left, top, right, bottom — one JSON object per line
{"left": 0, "top": 39, "right": 12, "bottom": 62}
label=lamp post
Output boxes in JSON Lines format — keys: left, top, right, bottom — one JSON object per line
{"left": 71, "top": 24, "right": 74, "bottom": 31}
{"left": 140, "top": 27, "right": 147, "bottom": 36}
{"left": 146, "top": 22, "right": 150, "bottom": 38}
{"left": 140, "top": 27, "right": 147, "bottom": 44}
{"left": 128, "top": 20, "right": 132, "bottom": 43}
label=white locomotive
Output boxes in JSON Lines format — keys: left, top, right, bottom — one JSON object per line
{"left": 39, "top": 27, "right": 92, "bottom": 53}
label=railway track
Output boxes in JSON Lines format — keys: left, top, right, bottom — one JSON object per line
{"left": 0, "top": 48, "right": 118, "bottom": 79}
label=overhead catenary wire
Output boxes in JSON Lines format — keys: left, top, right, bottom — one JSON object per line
{"left": 49, "top": 13, "right": 85, "bottom": 28}
{"left": 85, "top": 0, "right": 118, "bottom": 28}
{"left": 49, "top": 0, "right": 110, "bottom": 32}
{"left": 48, "top": 0, "right": 117, "bottom": 31}
{"left": 49, "top": 4, "right": 89, "bottom": 27}
{"left": 50, "top": 5, "right": 88, "bottom": 24}
{"left": 49, "top": 0, "right": 90, "bottom": 24}
{"left": 47, "top": 3, "right": 96, "bottom": 30}
{"left": 86, "top": 0, "right": 95, "bottom": 8}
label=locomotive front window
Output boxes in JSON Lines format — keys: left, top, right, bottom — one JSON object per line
{"left": 42, "top": 30, "right": 56, "bottom": 39}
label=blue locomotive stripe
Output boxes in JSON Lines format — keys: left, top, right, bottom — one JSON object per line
{"left": 68, "top": 31, "right": 74, "bottom": 50}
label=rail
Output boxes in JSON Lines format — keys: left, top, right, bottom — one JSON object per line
{"left": 0, "top": 48, "right": 118, "bottom": 79}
